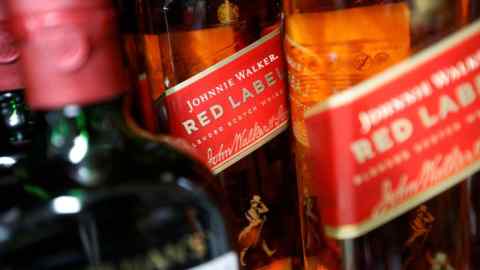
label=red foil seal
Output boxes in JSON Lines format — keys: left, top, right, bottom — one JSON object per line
{"left": 0, "top": 2, "right": 22, "bottom": 92}
{"left": 7, "top": 0, "right": 129, "bottom": 109}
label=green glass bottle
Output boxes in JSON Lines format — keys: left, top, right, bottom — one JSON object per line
{"left": 0, "top": 0, "right": 238, "bottom": 269}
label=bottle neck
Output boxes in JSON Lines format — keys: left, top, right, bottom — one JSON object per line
{"left": 0, "top": 89, "right": 32, "bottom": 152}
{"left": 34, "top": 96, "right": 126, "bottom": 173}
{"left": 10, "top": 6, "right": 129, "bottom": 110}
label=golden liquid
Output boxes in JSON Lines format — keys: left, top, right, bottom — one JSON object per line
{"left": 143, "top": 34, "right": 165, "bottom": 100}
{"left": 286, "top": 2, "right": 411, "bottom": 146}
{"left": 158, "top": 25, "right": 241, "bottom": 86}
{"left": 286, "top": 4, "right": 410, "bottom": 269}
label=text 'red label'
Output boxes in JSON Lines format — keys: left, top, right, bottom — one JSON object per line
{"left": 305, "top": 20, "right": 480, "bottom": 239}
{"left": 164, "top": 30, "right": 289, "bottom": 174}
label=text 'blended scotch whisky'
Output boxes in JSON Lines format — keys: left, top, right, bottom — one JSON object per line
{"left": 285, "top": 0, "right": 479, "bottom": 269}
{"left": 0, "top": 0, "right": 237, "bottom": 269}
{"left": 138, "top": 0, "right": 302, "bottom": 269}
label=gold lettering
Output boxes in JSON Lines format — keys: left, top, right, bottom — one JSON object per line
{"left": 253, "top": 80, "right": 265, "bottom": 94}
{"left": 210, "top": 104, "right": 224, "bottom": 120}
{"left": 198, "top": 111, "right": 211, "bottom": 127}
{"left": 242, "top": 88, "right": 255, "bottom": 102}
{"left": 149, "top": 249, "right": 170, "bottom": 269}
{"left": 439, "top": 95, "right": 459, "bottom": 119}
{"left": 228, "top": 96, "right": 241, "bottom": 109}
{"left": 456, "top": 82, "right": 476, "bottom": 107}
{"left": 351, "top": 139, "right": 375, "bottom": 164}
{"left": 391, "top": 118, "right": 413, "bottom": 143}
{"left": 189, "top": 233, "right": 207, "bottom": 259}
{"left": 418, "top": 106, "right": 439, "bottom": 128}
{"left": 359, "top": 112, "right": 372, "bottom": 133}
{"left": 183, "top": 119, "right": 198, "bottom": 135}
{"left": 264, "top": 72, "right": 276, "bottom": 87}
{"left": 372, "top": 127, "right": 394, "bottom": 153}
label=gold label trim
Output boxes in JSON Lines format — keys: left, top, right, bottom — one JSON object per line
{"left": 305, "top": 19, "right": 480, "bottom": 118}
{"left": 165, "top": 28, "right": 281, "bottom": 97}
{"left": 212, "top": 122, "right": 288, "bottom": 174}
{"left": 324, "top": 160, "right": 480, "bottom": 239}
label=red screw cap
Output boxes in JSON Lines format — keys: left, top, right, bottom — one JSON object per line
{"left": 7, "top": 0, "right": 129, "bottom": 109}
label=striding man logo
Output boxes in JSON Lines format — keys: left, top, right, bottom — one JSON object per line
{"left": 405, "top": 205, "right": 435, "bottom": 247}
{"left": 238, "top": 195, "right": 276, "bottom": 266}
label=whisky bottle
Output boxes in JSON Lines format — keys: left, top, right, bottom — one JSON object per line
{"left": 0, "top": 0, "right": 238, "bottom": 268}
{"left": 0, "top": 6, "right": 35, "bottom": 221}
{"left": 140, "top": 0, "right": 302, "bottom": 269}
{"left": 284, "top": 0, "right": 477, "bottom": 269}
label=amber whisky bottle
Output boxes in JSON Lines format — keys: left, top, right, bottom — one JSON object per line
{"left": 284, "top": 0, "right": 477, "bottom": 269}
{"left": 139, "top": 0, "right": 302, "bottom": 269}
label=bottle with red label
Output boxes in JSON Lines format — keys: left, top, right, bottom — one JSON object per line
{"left": 138, "top": 0, "right": 302, "bottom": 269}
{"left": 0, "top": 0, "right": 238, "bottom": 269}
{"left": 284, "top": 0, "right": 478, "bottom": 269}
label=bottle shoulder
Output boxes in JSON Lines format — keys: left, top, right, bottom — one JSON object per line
{"left": 16, "top": 107, "right": 228, "bottom": 210}
{"left": 4, "top": 115, "right": 236, "bottom": 269}
{"left": 0, "top": 90, "right": 34, "bottom": 158}
{"left": 22, "top": 98, "right": 208, "bottom": 188}
{"left": 0, "top": 184, "right": 233, "bottom": 269}
{"left": 21, "top": 129, "right": 215, "bottom": 195}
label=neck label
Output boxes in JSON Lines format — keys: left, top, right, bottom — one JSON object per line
{"left": 305, "top": 20, "right": 480, "bottom": 239}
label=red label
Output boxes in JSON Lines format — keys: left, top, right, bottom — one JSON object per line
{"left": 305, "top": 21, "right": 480, "bottom": 239}
{"left": 164, "top": 30, "right": 289, "bottom": 173}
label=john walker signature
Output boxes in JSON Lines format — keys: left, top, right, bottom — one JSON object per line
{"left": 207, "top": 107, "right": 288, "bottom": 167}
{"left": 373, "top": 140, "right": 480, "bottom": 217}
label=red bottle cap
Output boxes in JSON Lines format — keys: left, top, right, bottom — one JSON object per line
{"left": 7, "top": 0, "right": 129, "bottom": 109}
{"left": 0, "top": 2, "right": 22, "bottom": 92}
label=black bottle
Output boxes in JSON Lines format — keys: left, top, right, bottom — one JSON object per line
{"left": 0, "top": 9, "right": 34, "bottom": 223}
{"left": 0, "top": 0, "right": 238, "bottom": 269}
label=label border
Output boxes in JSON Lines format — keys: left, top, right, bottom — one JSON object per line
{"left": 303, "top": 19, "right": 480, "bottom": 239}
{"left": 162, "top": 28, "right": 289, "bottom": 174}
{"left": 211, "top": 122, "right": 288, "bottom": 174}
{"left": 324, "top": 160, "right": 480, "bottom": 239}
{"left": 165, "top": 29, "right": 281, "bottom": 97}
{"left": 305, "top": 19, "right": 480, "bottom": 118}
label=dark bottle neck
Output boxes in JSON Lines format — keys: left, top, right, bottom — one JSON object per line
{"left": 25, "top": 91, "right": 211, "bottom": 195}
{"left": 0, "top": 90, "right": 33, "bottom": 153}
{"left": 30, "top": 96, "right": 127, "bottom": 188}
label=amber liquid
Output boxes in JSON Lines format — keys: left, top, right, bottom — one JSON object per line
{"left": 139, "top": 0, "right": 302, "bottom": 269}
{"left": 284, "top": 0, "right": 474, "bottom": 269}
{"left": 115, "top": 0, "right": 159, "bottom": 133}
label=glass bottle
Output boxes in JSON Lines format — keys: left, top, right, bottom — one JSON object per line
{"left": 0, "top": 5, "right": 35, "bottom": 223}
{"left": 0, "top": 0, "right": 238, "bottom": 269}
{"left": 284, "top": 0, "right": 477, "bottom": 269}
{"left": 139, "top": 0, "right": 302, "bottom": 269}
